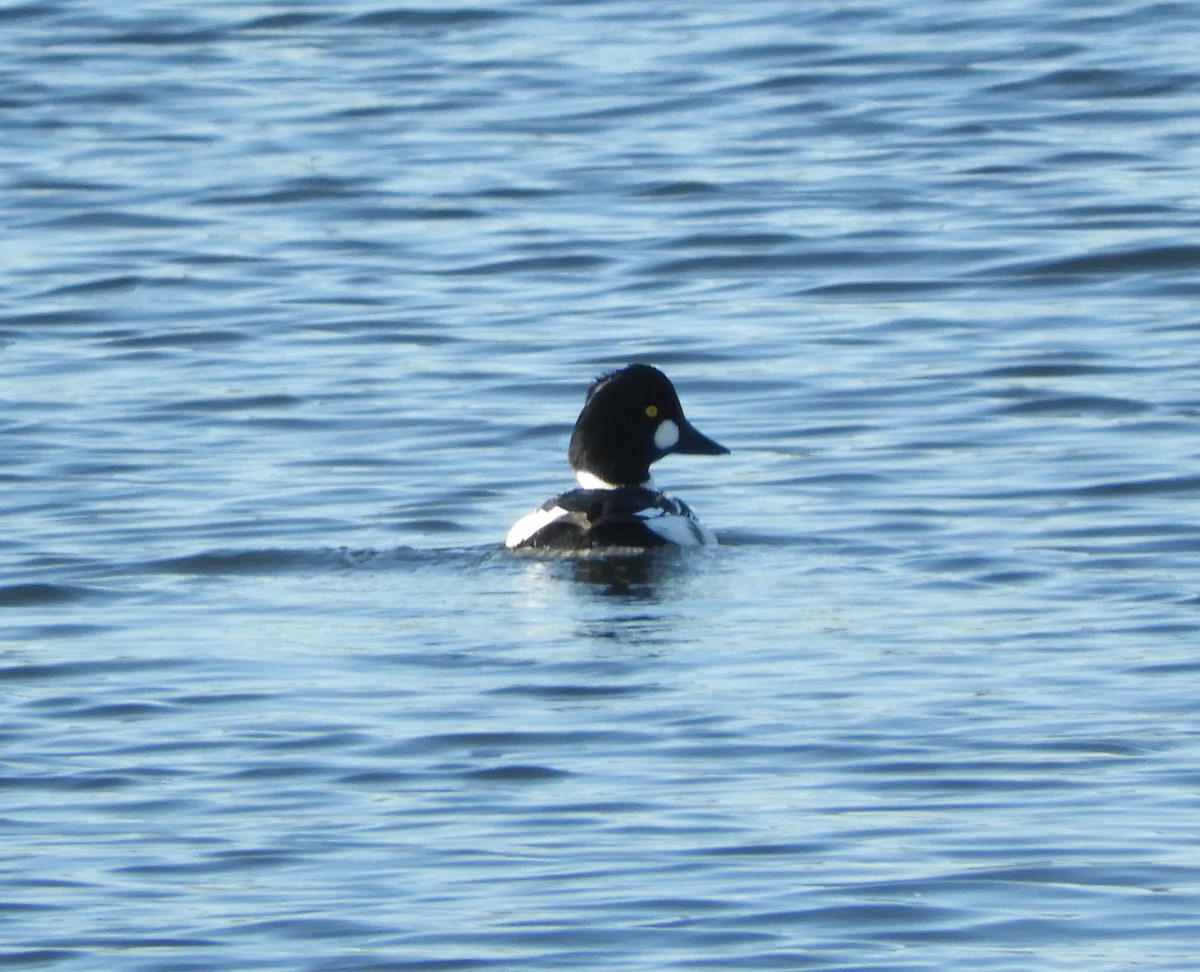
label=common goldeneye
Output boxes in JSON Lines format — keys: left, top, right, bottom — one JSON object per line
{"left": 505, "top": 364, "right": 729, "bottom": 550}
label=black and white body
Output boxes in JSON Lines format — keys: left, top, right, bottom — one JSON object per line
{"left": 505, "top": 364, "right": 729, "bottom": 551}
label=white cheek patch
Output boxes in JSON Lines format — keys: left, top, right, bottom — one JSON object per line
{"left": 653, "top": 419, "right": 679, "bottom": 451}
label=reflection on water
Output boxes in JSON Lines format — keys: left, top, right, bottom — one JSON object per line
{"left": 559, "top": 548, "right": 696, "bottom": 601}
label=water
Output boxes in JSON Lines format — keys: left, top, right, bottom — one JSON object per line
{"left": 2, "top": 1, "right": 1198, "bottom": 969}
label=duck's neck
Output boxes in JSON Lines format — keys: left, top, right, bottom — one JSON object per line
{"left": 575, "top": 470, "right": 655, "bottom": 491}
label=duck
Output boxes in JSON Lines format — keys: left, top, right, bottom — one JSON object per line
{"left": 505, "top": 364, "right": 729, "bottom": 550}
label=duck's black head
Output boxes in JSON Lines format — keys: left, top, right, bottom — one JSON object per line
{"left": 567, "top": 364, "right": 729, "bottom": 487}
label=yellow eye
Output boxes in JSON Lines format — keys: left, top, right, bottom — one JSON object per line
{"left": 644, "top": 405, "right": 658, "bottom": 418}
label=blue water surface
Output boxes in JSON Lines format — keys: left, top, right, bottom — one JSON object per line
{"left": 2, "top": 1, "right": 1198, "bottom": 969}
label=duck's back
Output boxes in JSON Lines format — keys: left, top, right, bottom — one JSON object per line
{"left": 506, "top": 487, "right": 711, "bottom": 550}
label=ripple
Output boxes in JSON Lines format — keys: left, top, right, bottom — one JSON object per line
{"left": 0, "top": 657, "right": 182, "bottom": 681}
{"left": 995, "top": 394, "right": 1151, "bottom": 416}
{"left": 975, "top": 361, "right": 1135, "bottom": 379}
{"left": 982, "top": 243, "right": 1200, "bottom": 279}
{"left": 462, "top": 765, "right": 571, "bottom": 782}
{"left": 0, "top": 950, "right": 81, "bottom": 966}
{"left": 32, "top": 210, "right": 206, "bottom": 230}
{"left": 634, "top": 180, "right": 723, "bottom": 197}
{"left": 200, "top": 176, "right": 370, "bottom": 206}
{"left": 156, "top": 393, "right": 303, "bottom": 413}
{"left": 0, "top": 583, "right": 96, "bottom": 607}
{"left": 988, "top": 66, "right": 1193, "bottom": 100}
{"left": 488, "top": 683, "right": 656, "bottom": 699}
{"left": 66, "top": 701, "right": 180, "bottom": 720}
{"left": 347, "top": 8, "right": 514, "bottom": 29}
{"left": 663, "top": 232, "right": 798, "bottom": 250}
{"left": 239, "top": 12, "right": 331, "bottom": 32}
{"left": 393, "top": 730, "right": 651, "bottom": 756}
{"left": 441, "top": 255, "right": 611, "bottom": 275}
{"left": 143, "top": 547, "right": 354, "bottom": 575}
{"left": 1077, "top": 474, "right": 1200, "bottom": 497}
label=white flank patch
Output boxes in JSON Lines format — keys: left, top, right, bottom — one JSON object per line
{"left": 505, "top": 505, "right": 569, "bottom": 548}
{"left": 641, "top": 511, "right": 716, "bottom": 546}
{"left": 653, "top": 419, "right": 679, "bottom": 451}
